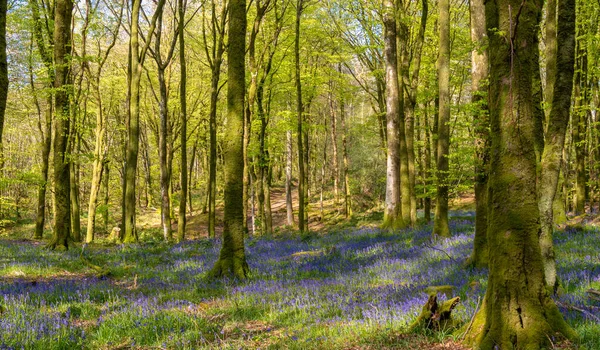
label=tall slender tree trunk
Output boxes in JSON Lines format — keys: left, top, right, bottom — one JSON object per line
{"left": 340, "top": 98, "right": 351, "bottom": 217}
{"left": 295, "top": 0, "right": 306, "bottom": 232}
{"left": 545, "top": 0, "right": 557, "bottom": 122}
{"left": 49, "top": 0, "right": 74, "bottom": 250}
{"left": 381, "top": 0, "right": 405, "bottom": 230}
{"left": 538, "top": 0, "right": 576, "bottom": 292}
{"left": 328, "top": 88, "right": 339, "bottom": 204}
{"left": 206, "top": 2, "right": 226, "bottom": 237}
{"left": 469, "top": 0, "right": 489, "bottom": 267}
{"left": 124, "top": 0, "right": 142, "bottom": 243}
{"left": 35, "top": 97, "right": 52, "bottom": 239}
{"left": 286, "top": 129, "right": 294, "bottom": 225}
{"left": 424, "top": 101, "right": 432, "bottom": 222}
{"left": 403, "top": 0, "right": 427, "bottom": 225}
{"left": 177, "top": 0, "right": 187, "bottom": 242}
{"left": 433, "top": 0, "right": 451, "bottom": 237}
{"left": 463, "top": 0, "right": 576, "bottom": 347}
{"left": 102, "top": 160, "right": 109, "bottom": 232}
{"left": 30, "top": 0, "right": 54, "bottom": 241}
{"left": 573, "top": 22, "right": 588, "bottom": 215}
{"left": 158, "top": 66, "right": 172, "bottom": 241}
{"left": 396, "top": 21, "right": 411, "bottom": 226}
{"left": 211, "top": 0, "right": 248, "bottom": 279}
{"left": 86, "top": 84, "right": 107, "bottom": 243}
{"left": 70, "top": 142, "right": 81, "bottom": 242}
{"left": 0, "top": 0, "right": 7, "bottom": 168}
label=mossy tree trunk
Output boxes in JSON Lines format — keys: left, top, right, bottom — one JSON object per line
{"left": 403, "top": 0, "right": 427, "bottom": 226}
{"left": 381, "top": 0, "right": 405, "bottom": 230}
{"left": 340, "top": 97, "right": 352, "bottom": 218}
{"left": 205, "top": 0, "right": 227, "bottom": 238}
{"left": 573, "top": 12, "right": 588, "bottom": 215}
{"left": 177, "top": 0, "right": 187, "bottom": 242}
{"left": 295, "top": 0, "right": 306, "bottom": 232}
{"left": 30, "top": 0, "right": 54, "bottom": 240}
{"left": 0, "top": 0, "right": 7, "bottom": 168}
{"left": 464, "top": 0, "right": 577, "bottom": 347}
{"left": 123, "top": 0, "right": 165, "bottom": 243}
{"left": 210, "top": 0, "right": 249, "bottom": 279}
{"left": 538, "top": 0, "right": 576, "bottom": 292}
{"left": 395, "top": 15, "right": 411, "bottom": 227}
{"left": 49, "top": 0, "right": 73, "bottom": 250}
{"left": 469, "top": 0, "right": 489, "bottom": 267}
{"left": 285, "top": 129, "right": 294, "bottom": 225}
{"left": 433, "top": 0, "right": 450, "bottom": 238}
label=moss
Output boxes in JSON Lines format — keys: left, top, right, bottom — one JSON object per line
{"left": 409, "top": 293, "right": 460, "bottom": 332}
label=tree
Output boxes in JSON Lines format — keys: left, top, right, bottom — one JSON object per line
{"left": 85, "top": 0, "right": 123, "bottom": 243}
{"left": 149, "top": 1, "right": 180, "bottom": 242}
{"left": 538, "top": 0, "right": 576, "bottom": 291}
{"left": 463, "top": 0, "right": 576, "bottom": 347}
{"left": 468, "top": 0, "right": 489, "bottom": 267}
{"left": 123, "top": 0, "right": 166, "bottom": 243}
{"left": 0, "top": 0, "right": 7, "bottom": 168}
{"left": 177, "top": 0, "right": 188, "bottom": 242}
{"left": 433, "top": 0, "right": 450, "bottom": 238}
{"left": 203, "top": 0, "right": 227, "bottom": 238}
{"left": 48, "top": 0, "right": 74, "bottom": 250}
{"left": 295, "top": 0, "right": 307, "bottom": 232}
{"left": 381, "top": 0, "right": 405, "bottom": 230}
{"left": 210, "top": 0, "right": 249, "bottom": 278}
{"left": 29, "top": 0, "right": 54, "bottom": 240}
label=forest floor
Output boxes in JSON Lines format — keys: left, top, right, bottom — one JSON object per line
{"left": 0, "top": 191, "right": 599, "bottom": 349}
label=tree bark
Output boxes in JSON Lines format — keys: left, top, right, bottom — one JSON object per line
{"left": 286, "top": 129, "right": 294, "bottom": 225}
{"left": 433, "top": 0, "right": 450, "bottom": 237}
{"left": 205, "top": 1, "right": 226, "bottom": 238}
{"left": 381, "top": 0, "right": 405, "bottom": 230}
{"left": 538, "top": 0, "right": 576, "bottom": 292}
{"left": 340, "top": 98, "right": 351, "bottom": 217}
{"left": 49, "top": 0, "right": 74, "bottom": 250}
{"left": 295, "top": 0, "right": 306, "bottom": 232}
{"left": 177, "top": 0, "right": 187, "bottom": 242}
{"left": 0, "top": 0, "right": 7, "bottom": 168}
{"left": 464, "top": 0, "right": 577, "bottom": 347}
{"left": 210, "top": 0, "right": 249, "bottom": 279}
{"left": 469, "top": 0, "right": 489, "bottom": 267}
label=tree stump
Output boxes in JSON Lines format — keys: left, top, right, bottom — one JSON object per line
{"left": 409, "top": 293, "right": 460, "bottom": 332}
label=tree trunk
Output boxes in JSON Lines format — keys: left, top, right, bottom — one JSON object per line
{"left": 424, "top": 101, "right": 432, "bottom": 222}
{"left": 70, "top": 146, "right": 81, "bottom": 242}
{"left": 573, "top": 25, "right": 588, "bottom": 215}
{"left": 286, "top": 129, "right": 294, "bottom": 225}
{"left": 403, "top": 0, "right": 427, "bottom": 226}
{"left": 0, "top": 0, "right": 7, "bottom": 168}
{"left": 211, "top": 0, "right": 248, "bottom": 279}
{"left": 538, "top": 0, "right": 576, "bottom": 292}
{"left": 86, "top": 83, "right": 107, "bottom": 243}
{"left": 329, "top": 89, "right": 339, "bottom": 205}
{"left": 433, "top": 0, "right": 451, "bottom": 238}
{"left": 381, "top": 0, "right": 405, "bottom": 230}
{"left": 177, "top": 0, "right": 187, "bottom": 242}
{"left": 469, "top": 0, "right": 489, "bottom": 267}
{"left": 295, "top": 0, "right": 306, "bottom": 232}
{"left": 124, "top": 0, "right": 142, "bottom": 244}
{"left": 544, "top": 0, "right": 557, "bottom": 121}
{"left": 35, "top": 97, "right": 52, "bottom": 240}
{"left": 102, "top": 161, "right": 109, "bottom": 232}
{"left": 464, "top": 0, "right": 576, "bottom": 347}
{"left": 158, "top": 65, "right": 172, "bottom": 241}
{"left": 49, "top": 0, "right": 74, "bottom": 250}
{"left": 206, "top": 1, "right": 226, "bottom": 237}
{"left": 340, "top": 98, "right": 351, "bottom": 218}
